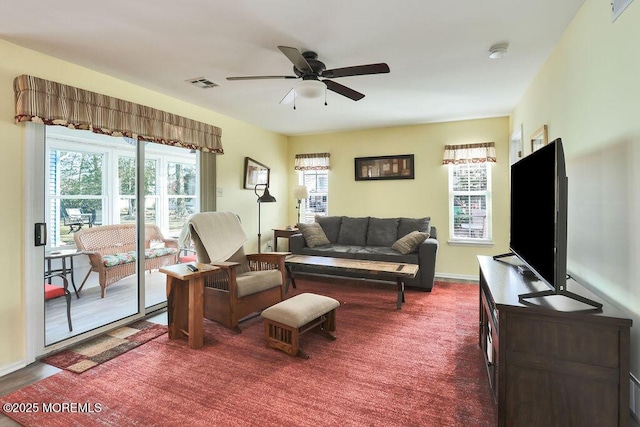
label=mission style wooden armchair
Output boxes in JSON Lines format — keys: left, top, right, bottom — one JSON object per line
{"left": 184, "top": 213, "right": 288, "bottom": 332}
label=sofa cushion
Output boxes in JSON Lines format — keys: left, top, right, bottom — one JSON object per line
{"left": 297, "top": 223, "right": 331, "bottom": 248}
{"left": 337, "top": 217, "right": 369, "bottom": 245}
{"left": 392, "top": 231, "right": 430, "bottom": 254}
{"left": 397, "top": 217, "right": 431, "bottom": 238}
{"left": 298, "top": 244, "right": 358, "bottom": 259}
{"left": 315, "top": 215, "right": 343, "bottom": 243}
{"left": 352, "top": 246, "right": 419, "bottom": 264}
{"left": 367, "top": 217, "right": 399, "bottom": 246}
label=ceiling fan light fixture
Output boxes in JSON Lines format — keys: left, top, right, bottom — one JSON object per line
{"left": 488, "top": 43, "right": 509, "bottom": 59}
{"left": 296, "top": 79, "right": 325, "bottom": 98}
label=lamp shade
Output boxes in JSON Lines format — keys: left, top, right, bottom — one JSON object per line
{"left": 296, "top": 79, "right": 325, "bottom": 99}
{"left": 293, "top": 185, "right": 309, "bottom": 200}
{"left": 256, "top": 186, "right": 276, "bottom": 203}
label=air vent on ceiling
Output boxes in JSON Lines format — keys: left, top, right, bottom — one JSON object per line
{"left": 186, "top": 77, "right": 219, "bottom": 89}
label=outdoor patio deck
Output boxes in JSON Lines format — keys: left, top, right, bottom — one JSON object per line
{"left": 45, "top": 270, "right": 167, "bottom": 345}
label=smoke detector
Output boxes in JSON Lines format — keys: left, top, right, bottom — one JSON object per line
{"left": 186, "top": 77, "right": 219, "bottom": 89}
{"left": 488, "top": 43, "right": 509, "bottom": 59}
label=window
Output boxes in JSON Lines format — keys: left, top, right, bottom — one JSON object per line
{"left": 46, "top": 128, "right": 198, "bottom": 248}
{"left": 167, "top": 161, "right": 197, "bottom": 232}
{"left": 298, "top": 170, "right": 328, "bottom": 223}
{"left": 294, "top": 152, "right": 330, "bottom": 223}
{"left": 449, "top": 162, "right": 492, "bottom": 242}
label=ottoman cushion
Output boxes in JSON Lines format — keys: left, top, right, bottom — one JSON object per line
{"left": 262, "top": 293, "right": 340, "bottom": 328}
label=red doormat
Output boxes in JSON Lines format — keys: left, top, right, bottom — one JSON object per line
{"left": 41, "top": 320, "right": 166, "bottom": 373}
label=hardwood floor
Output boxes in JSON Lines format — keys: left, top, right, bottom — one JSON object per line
{"left": 0, "top": 311, "right": 167, "bottom": 426}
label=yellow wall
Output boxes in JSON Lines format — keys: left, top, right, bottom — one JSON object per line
{"left": 0, "top": 39, "right": 288, "bottom": 370}
{"left": 288, "top": 117, "right": 511, "bottom": 278}
{"left": 511, "top": 0, "right": 640, "bottom": 375}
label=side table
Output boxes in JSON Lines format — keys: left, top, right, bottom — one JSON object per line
{"left": 273, "top": 227, "right": 299, "bottom": 251}
{"left": 160, "top": 263, "right": 219, "bottom": 349}
{"left": 45, "top": 249, "right": 84, "bottom": 298}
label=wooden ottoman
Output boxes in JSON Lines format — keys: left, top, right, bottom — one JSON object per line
{"left": 261, "top": 293, "right": 339, "bottom": 359}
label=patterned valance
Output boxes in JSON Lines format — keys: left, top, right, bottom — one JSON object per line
{"left": 13, "top": 75, "right": 223, "bottom": 154}
{"left": 442, "top": 142, "right": 496, "bottom": 165}
{"left": 294, "top": 152, "right": 331, "bottom": 170}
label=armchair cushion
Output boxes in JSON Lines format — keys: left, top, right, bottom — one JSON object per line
{"left": 44, "top": 284, "right": 66, "bottom": 299}
{"left": 236, "top": 270, "right": 283, "bottom": 298}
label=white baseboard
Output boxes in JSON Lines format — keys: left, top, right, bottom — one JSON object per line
{"left": 0, "top": 359, "right": 28, "bottom": 378}
{"left": 435, "top": 272, "right": 478, "bottom": 283}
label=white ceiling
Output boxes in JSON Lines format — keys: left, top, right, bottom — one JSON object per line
{"left": 0, "top": 0, "right": 585, "bottom": 136}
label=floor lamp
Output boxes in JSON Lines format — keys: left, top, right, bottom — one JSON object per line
{"left": 293, "top": 185, "right": 309, "bottom": 224}
{"left": 255, "top": 184, "right": 276, "bottom": 253}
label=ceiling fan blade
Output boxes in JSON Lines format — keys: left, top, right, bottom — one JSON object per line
{"left": 279, "top": 88, "right": 295, "bottom": 104}
{"left": 323, "top": 80, "right": 365, "bottom": 101}
{"left": 322, "top": 63, "right": 390, "bottom": 79}
{"left": 226, "top": 75, "right": 298, "bottom": 81}
{"left": 278, "top": 46, "right": 313, "bottom": 73}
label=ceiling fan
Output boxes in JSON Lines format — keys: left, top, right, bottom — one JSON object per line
{"left": 226, "top": 46, "right": 390, "bottom": 103}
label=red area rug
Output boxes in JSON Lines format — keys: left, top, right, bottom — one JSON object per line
{"left": 1, "top": 280, "right": 496, "bottom": 426}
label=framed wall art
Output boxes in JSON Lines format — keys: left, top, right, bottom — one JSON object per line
{"left": 530, "top": 125, "right": 548, "bottom": 153}
{"left": 354, "top": 154, "right": 414, "bottom": 181}
{"left": 509, "top": 124, "right": 523, "bottom": 165}
{"left": 244, "top": 157, "right": 270, "bottom": 189}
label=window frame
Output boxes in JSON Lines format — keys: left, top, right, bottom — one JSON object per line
{"left": 447, "top": 162, "right": 493, "bottom": 245}
{"left": 297, "top": 169, "right": 329, "bottom": 223}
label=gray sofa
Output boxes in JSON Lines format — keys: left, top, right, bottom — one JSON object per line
{"left": 289, "top": 216, "right": 438, "bottom": 291}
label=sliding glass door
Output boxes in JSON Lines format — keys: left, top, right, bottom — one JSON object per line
{"left": 40, "top": 126, "right": 198, "bottom": 347}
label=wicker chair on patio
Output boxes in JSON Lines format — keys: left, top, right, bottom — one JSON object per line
{"left": 74, "top": 224, "right": 179, "bottom": 297}
{"left": 180, "top": 212, "right": 287, "bottom": 332}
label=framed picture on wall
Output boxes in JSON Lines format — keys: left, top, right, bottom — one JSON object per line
{"left": 244, "top": 157, "right": 270, "bottom": 189}
{"left": 354, "top": 154, "right": 415, "bottom": 181}
{"left": 510, "top": 124, "right": 523, "bottom": 165}
{"left": 530, "top": 125, "right": 548, "bottom": 153}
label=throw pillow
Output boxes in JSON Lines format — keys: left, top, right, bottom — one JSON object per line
{"left": 367, "top": 217, "right": 400, "bottom": 246}
{"left": 391, "top": 230, "right": 430, "bottom": 255}
{"left": 337, "top": 217, "right": 369, "bottom": 245}
{"left": 297, "top": 222, "right": 331, "bottom": 248}
{"left": 397, "top": 217, "right": 431, "bottom": 238}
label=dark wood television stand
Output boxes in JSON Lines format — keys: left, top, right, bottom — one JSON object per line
{"left": 478, "top": 255, "right": 632, "bottom": 427}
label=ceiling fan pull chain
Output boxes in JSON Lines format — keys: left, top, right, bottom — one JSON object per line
{"left": 293, "top": 90, "right": 296, "bottom": 110}
{"left": 324, "top": 87, "right": 328, "bottom": 106}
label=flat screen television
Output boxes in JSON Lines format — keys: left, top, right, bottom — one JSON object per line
{"left": 497, "top": 138, "right": 601, "bottom": 309}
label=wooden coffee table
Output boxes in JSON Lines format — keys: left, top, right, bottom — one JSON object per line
{"left": 284, "top": 255, "right": 419, "bottom": 310}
